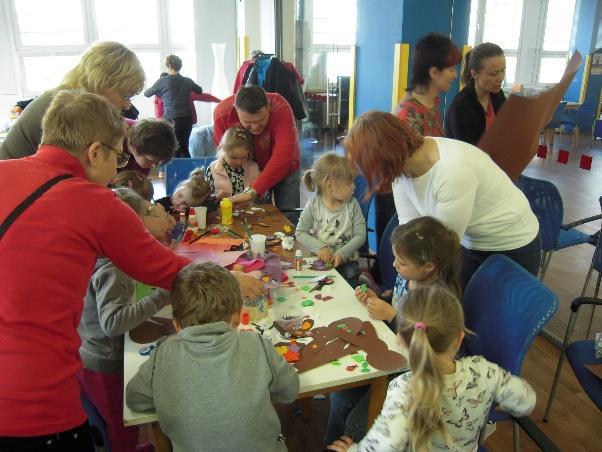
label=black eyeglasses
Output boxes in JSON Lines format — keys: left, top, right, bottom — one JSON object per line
{"left": 101, "top": 143, "right": 130, "bottom": 168}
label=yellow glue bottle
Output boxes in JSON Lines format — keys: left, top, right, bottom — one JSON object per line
{"left": 220, "top": 198, "right": 233, "bottom": 226}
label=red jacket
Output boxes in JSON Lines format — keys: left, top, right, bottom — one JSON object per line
{"left": 213, "top": 93, "right": 300, "bottom": 195}
{"left": 0, "top": 146, "right": 190, "bottom": 436}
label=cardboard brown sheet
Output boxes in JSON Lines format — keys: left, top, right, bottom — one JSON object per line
{"left": 477, "top": 52, "right": 582, "bottom": 181}
{"left": 129, "top": 317, "right": 175, "bottom": 344}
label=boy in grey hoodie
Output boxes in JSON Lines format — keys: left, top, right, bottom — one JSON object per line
{"left": 78, "top": 187, "right": 174, "bottom": 452}
{"left": 126, "top": 262, "right": 300, "bottom": 452}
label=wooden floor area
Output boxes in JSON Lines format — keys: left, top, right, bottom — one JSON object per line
{"left": 280, "top": 133, "right": 602, "bottom": 451}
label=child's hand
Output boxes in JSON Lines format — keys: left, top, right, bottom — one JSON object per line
{"left": 317, "top": 246, "right": 333, "bottom": 264}
{"left": 230, "top": 271, "right": 266, "bottom": 300}
{"left": 332, "top": 254, "right": 343, "bottom": 267}
{"left": 367, "top": 297, "right": 397, "bottom": 322}
{"left": 327, "top": 436, "right": 354, "bottom": 451}
{"left": 354, "top": 286, "right": 377, "bottom": 304}
{"left": 230, "top": 192, "right": 253, "bottom": 205}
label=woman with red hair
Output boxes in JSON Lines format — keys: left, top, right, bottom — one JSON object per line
{"left": 345, "top": 111, "right": 540, "bottom": 287}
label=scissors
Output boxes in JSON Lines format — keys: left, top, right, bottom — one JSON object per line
{"left": 310, "top": 276, "right": 334, "bottom": 292}
{"left": 139, "top": 338, "right": 165, "bottom": 356}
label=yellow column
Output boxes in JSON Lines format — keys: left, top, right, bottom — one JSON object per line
{"left": 391, "top": 43, "right": 410, "bottom": 111}
{"left": 237, "top": 36, "right": 250, "bottom": 68}
{"left": 579, "top": 54, "right": 591, "bottom": 104}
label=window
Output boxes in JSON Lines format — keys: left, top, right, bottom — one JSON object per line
{"left": 8, "top": 0, "right": 196, "bottom": 117}
{"left": 312, "top": 0, "right": 357, "bottom": 46}
{"left": 469, "top": 0, "right": 576, "bottom": 89}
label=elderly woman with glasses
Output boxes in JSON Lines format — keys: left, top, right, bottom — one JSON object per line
{"left": 0, "top": 41, "right": 146, "bottom": 161}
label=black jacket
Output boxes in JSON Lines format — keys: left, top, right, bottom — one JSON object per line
{"left": 444, "top": 82, "right": 506, "bottom": 145}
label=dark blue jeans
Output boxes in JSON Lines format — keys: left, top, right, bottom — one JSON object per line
{"left": 460, "top": 233, "right": 541, "bottom": 290}
{"left": 0, "top": 421, "right": 94, "bottom": 451}
{"left": 337, "top": 260, "right": 360, "bottom": 288}
{"left": 324, "top": 386, "right": 370, "bottom": 446}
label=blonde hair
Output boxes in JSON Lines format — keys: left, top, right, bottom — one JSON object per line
{"left": 112, "top": 187, "right": 146, "bottom": 216}
{"left": 218, "top": 127, "right": 254, "bottom": 157}
{"left": 41, "top": 89, "right": 126, "bottom": 156}
{"left": 171, "top": 262, "right": 242, "bottom": 328}
{"left": 303, "top": 152, "right": 356, "bottom": 195}
{"left": 397, "top": 285, "right": 465, "bottom": 452}
{"left": 173, "top": 167, "right": 211, "bottom": 206}
{"left": 391, "top": 217, "right": 461, "bottom": 298}
{"left": 110, "top": 171, "right": 154, "bottom": 201}
{"left": 61, "top": 41, "right": 145, "bottom": 96}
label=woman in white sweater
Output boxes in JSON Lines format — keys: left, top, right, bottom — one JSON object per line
{"left": 345, "top": 111, "right": 540, "bottom": 287}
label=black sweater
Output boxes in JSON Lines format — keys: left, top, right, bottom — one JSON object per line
{"left": 144, "top": 74, "right": 202, "bottom": 119}
{"left": 444, "top": 82, "right": 506, "bottom": 145}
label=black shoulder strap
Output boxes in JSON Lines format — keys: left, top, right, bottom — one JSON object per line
{"left": 0, "top": 174, "right": 73, "bottom": 240}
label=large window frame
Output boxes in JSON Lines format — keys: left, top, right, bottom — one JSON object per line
{"left": 469, "top": 0, "right": 577, "bottom": 90}
{"left": 6, "top": 0, "right": 195, "bottom": 103}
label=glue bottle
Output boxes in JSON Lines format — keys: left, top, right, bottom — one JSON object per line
{"left": 220, "top": 198, "right": 233, "bottom": 226}
{"left": 294, "top": 250, "right": 303, "bottom": 271}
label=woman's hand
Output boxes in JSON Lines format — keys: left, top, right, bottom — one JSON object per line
{"left": 354, "top": 286, "right": 378, "bottom": 304}
{"left": 317, "top": 247, "right": 333, "bottom": 264}
{"left": 230, "top": 192, "right": 253, "bottom": 205}
{"left": 230, "top": 271, "right": 266, "bottom": 300}
{"left": 332, "top": 254, "right": 343, "bottom": 267}
{"left": 366, "top": 297, "right": 396, "bottom": 322}
{"left": 327, "top": 436, "right": 355, "bottom": 451}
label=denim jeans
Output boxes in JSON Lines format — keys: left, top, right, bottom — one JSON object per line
{"left": 272, "top": 169, "right": 300, "bottom": 221}
{"left": 337, "top": 260, "right": 360, "bottom": 288}
{"left": 0, "top": 422, "right": 94, "bottom": 451}
{"left": 324, "top": 386, "right": 370, "bottom": 446}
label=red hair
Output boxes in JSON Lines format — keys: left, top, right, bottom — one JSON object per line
{"left": 344, "top": 111, "right": 424, "bottom": 193}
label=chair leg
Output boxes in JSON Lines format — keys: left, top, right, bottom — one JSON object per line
{"left": 544, "top": 311, "right": 578, "bottom": 422}
{"left": 580, "top": 260, "right": 595, "bottom": 296}
{"left": 512, "top": 420, "right": 520, "bottom": 451}
{"left": 585, "top": 272, "right": 601, "bottom": 339}
{"left": 540, "top": 251, "right": 554, "bottom": 281}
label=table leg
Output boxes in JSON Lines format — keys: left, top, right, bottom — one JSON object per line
{"left": 366, "top": 375, "right": 388, "bottom": 429}
{"left": 150, "top": 422, "right": 173, "bottom": 452}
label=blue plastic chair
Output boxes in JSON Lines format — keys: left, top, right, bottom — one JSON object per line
{"left": 462, "top": 255, "right": 559, "bottom": 451}
{"left": 544, "top": 297, "right": 602, "bottom": 422}
{"left": 81, "top": 394, "right": 111, "bottom": 452}
{"left": 579, "top": 196, "right": 602, "bottom": 337}
{"left": 164, "top": 157, "right": 216, "bottom": 195}
{"left": 516, "top": 175, "right": 597, "bottom": 280}
{"left": 560, "top": 101, "right": 599, "bottom": 148}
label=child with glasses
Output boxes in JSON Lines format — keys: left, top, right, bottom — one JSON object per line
{"left": 77, "top": 187, "right": 177, "bottom": 452}
{"left": 205, "top": 126, "right": 268, "bottom": 204}
{"left": 328, "top": 285, "right": 535, "bottom": 452}
{"left": 126, "top": 262, "right": 299, "bottom": 451}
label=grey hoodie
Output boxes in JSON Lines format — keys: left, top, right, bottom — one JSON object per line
{"left": 126, "top": 322, "right": 300, "bottom": 452}
{"left": 78, "top": 257, "right": 170, "bottom": 373}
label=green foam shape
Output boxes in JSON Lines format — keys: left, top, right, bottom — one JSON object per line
{"left": 301, "top": 285, "right": 310, "bottom": 291}
{"left": 276, "top": 296, "right": 287, "bottom": 303}
{"left": 301, "top": 299, "right": 314, "bottom": 307}
{"left": 330, "top": 360, "right": 341, "bottom": 366}
{"left": 351, "top": 355, "right": 366, "bottom": 363}
{"left": 361, "top": 368, "right": 371, "bottom": 373}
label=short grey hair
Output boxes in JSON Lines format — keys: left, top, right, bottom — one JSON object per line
{"left": 112, "top": 187, "right": 146, "bottom": 216}
{"left": 171, "top": 262, "right": 242, "bottom": 328}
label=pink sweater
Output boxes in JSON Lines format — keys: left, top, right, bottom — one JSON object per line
{"left": 208, "top": 154, "right": 261, "bottom": 199}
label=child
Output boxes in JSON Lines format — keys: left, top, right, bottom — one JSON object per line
{"left": 325, "top": 216, "right": 460, "bottom": 446}
{"left": 126, "top": 262, "right": 299, "bottom": 452}
{"left": 328, "top": 285, "right": 536, "bottom": 452}
{"left": 77, "top": 187, "right": 175, "bottom": 452}
{"left": 296, "top": 153, "right": 366, "bottom": 287}
{"left": 110, "top": 170, "right": 154, "bottom": 201}
{"left": 154, "top": 167, "right": 211, "bottom": 213}
{"left": 206, "top": 126, "right": 263, "bottom": 202}
{"left": 356, "top": 216, "right": 461, "bottom": 325}
{"left": 122, "top": 118, "right": 178, "bottom": 174}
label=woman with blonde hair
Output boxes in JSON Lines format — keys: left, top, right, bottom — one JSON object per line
{"left": 0, "top": 41, "right": 145, "bottom": 160}
{"left": 328, "top": 285, "right": 536, "bottom": 452}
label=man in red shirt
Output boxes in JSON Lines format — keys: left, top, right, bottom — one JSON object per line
{"left": 213, "top": 86, "right": 300, "bottom": 211}
{"left": 0, "top": 90, "right": 192, "bottom": 450}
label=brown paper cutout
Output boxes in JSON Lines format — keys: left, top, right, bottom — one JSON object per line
{"left": 129, "top": 317, "right": 175, "bottom": 344}
{"left": 477, "top": 52, "right": 582, "bottom": 181}
{"left": 334, "top": 321, "right": 406, "bottom": 371}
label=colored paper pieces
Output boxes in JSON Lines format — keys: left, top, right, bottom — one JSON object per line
{"left": 311, "top": 260, "right": 333, "bottom": 271}
{"left": 273, "top": 316, "right": 314, "bottom": 339}
{"left": 175, "top": 242, "right": 246, "bottom": 267}
{"left": 129, "top": 317, "right": 175, "bottom": 344}
{"left": 314, "top": 294, "right": 333, "bottom": 301}
{"left": 293, "top": 317, "right": 405, "bottom": 373}
{"left": 275, "top": 340, "right": 304, "bottom": 363}
{"left": 478, "top": 52, "right": 582, "bottom": 181}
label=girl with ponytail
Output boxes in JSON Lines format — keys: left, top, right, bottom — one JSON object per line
{"left": 328, "top": 285, "right": 536, "bottom": 452}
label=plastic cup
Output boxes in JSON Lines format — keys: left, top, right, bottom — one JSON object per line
{"left": 195, "top": 206, "right": 207, "bottom": 230}
{"left": 250, "top": 234, "right": 267, "bottom": 256}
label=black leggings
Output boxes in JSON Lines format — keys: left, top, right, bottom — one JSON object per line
{"left": 0, "top": 421, "right": 94, "bottom": 451}
{"left": 172, "top": 116, "right": 194, "bottom": 158}
{"left": 460, "top": 234, "right": 541, "bottom": 290}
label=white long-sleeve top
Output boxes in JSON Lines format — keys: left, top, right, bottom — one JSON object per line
{"left": 349, "top": 356, "right": 536, "bottom": 452}
{"left": 392, "top": 137, "right": 538, "bottom": 251}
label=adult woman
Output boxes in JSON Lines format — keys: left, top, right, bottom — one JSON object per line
{"left": 394, "top": 33, "right": 461, "bottom": 137}
{"left": 346, "top": 111, "right": 540, "bottom": 287}
{"left": 144, "top": 54, "right": 203, "bottom": 158}
{"left": 0, "top": 41, "right": 145, "bottom": 160}
{"left": 444, "top": 42, "right": 506, "bottom": 145}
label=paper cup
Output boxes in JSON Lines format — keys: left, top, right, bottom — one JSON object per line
{"left": 250, "top": 234, "right": 267, "bottom": 255}
{"left": 195, "top": 206, "right": 207, "bottom": 230}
